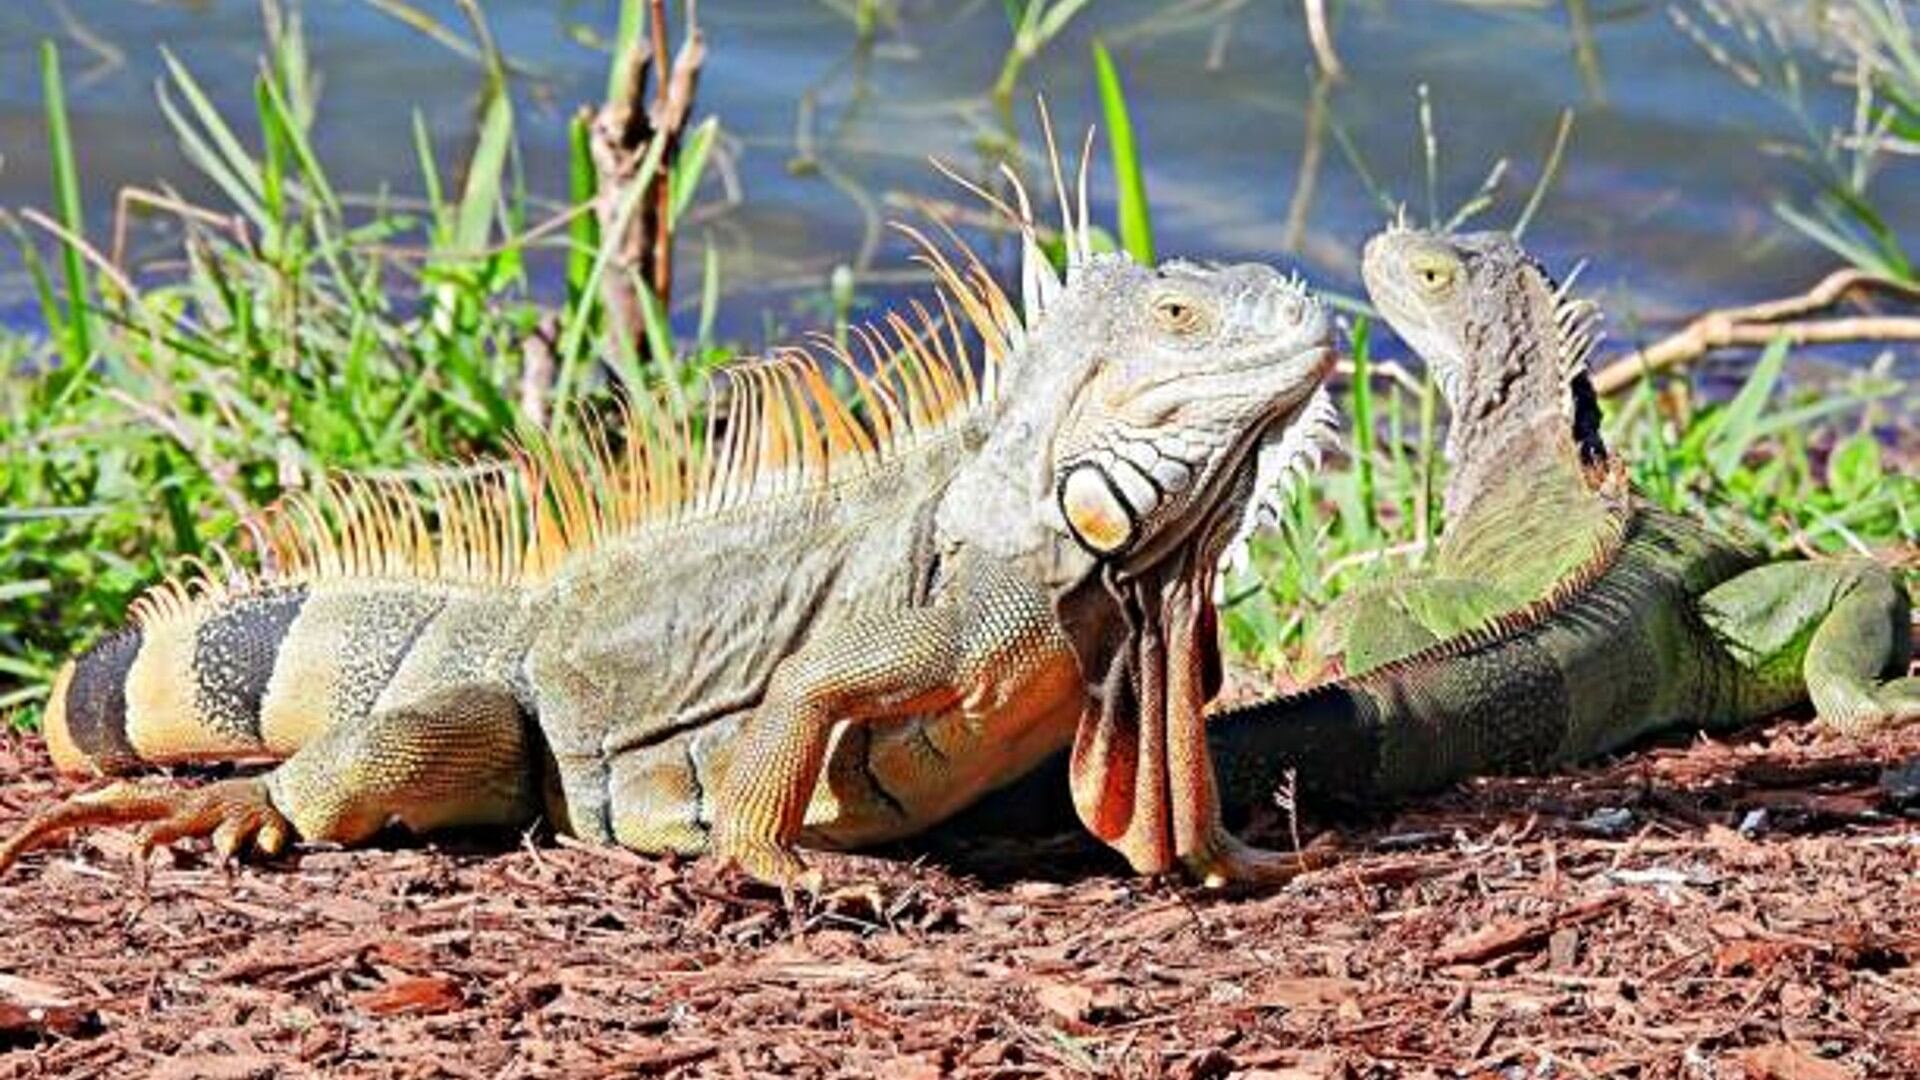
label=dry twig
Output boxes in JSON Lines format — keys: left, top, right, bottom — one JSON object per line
{"left": 1592, "top": 268, "right": 1920, "bottom": 395}
{"left": 588, "top": 0, "right": 706, "bottom": 363}
{"left": 1303, "top": 0, "right": 1343, "bottom": 80}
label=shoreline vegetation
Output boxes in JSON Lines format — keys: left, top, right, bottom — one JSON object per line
{"left": 2, "top": 0, "right": 1916, "bottom": 717}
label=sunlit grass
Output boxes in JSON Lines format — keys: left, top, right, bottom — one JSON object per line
{"left": 0, "top": 4, "right": 726, "bottom": 717}
{"left": 1, "top": 2, "right": 1914, "bottom": 725}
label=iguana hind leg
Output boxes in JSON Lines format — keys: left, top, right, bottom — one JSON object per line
{"left": 1701, "top": 558, "right": 1920, "bottom": 735}
{"left": 268, "top": 683, "right": 538, "bottom": 842}
{"left": 0, "top": 683, "right": 537, "bottom": 876}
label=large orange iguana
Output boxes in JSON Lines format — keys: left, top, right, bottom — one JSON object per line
{"left": 0, "top": 163, "right": 1336, "bottom": 888}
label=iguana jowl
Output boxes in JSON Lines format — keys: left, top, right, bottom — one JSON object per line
{"left": 0, "top": 171, "right": 1337, "bottom": 886}
{"left": 1206, "top": 227, "right": 1917, "bottom": 806}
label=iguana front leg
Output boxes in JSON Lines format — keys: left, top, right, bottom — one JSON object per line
{"left": 1700, "top": 558, "right": 1920, "bottom": 734}
{"left": 711, "top": 564, "right": 1068, "bottom": 887}
{"left": 0, "top": 684, "right": 537, "bottom": 875}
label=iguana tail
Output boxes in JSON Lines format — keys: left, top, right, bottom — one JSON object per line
{"left": 1208, "top": 513, "right": 1760, "bottom": 809}
{"left": 41, "top": 580, "right": 525, "bottom": 777}
{"left": 1208, "top": 646, "right": 1578, "bottom": 809}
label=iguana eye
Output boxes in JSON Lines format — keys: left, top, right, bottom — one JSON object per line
{"left": 1411, "top": 253, "right": 1458, "bottom": 293}
{"left": 1152, "top": 295, "right": 1207, "bottom": 335}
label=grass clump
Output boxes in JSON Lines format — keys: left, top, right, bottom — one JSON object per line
{"left": 0, "top": 2, "right": 725, "bottom": 719}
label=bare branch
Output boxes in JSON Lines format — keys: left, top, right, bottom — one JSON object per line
{"left": 1592, "top": 268, "right": 1920, "bottom": 395}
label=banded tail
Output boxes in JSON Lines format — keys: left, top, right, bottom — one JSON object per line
{"left": 44, "top": 585, "right": 310, "bottom": 775}
{"left": 42, "top": 580, "right": 522, "bottom": 778}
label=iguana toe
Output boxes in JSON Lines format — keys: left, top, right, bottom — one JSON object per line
{"left": 126, "top": 779, "right": 294, "bottom": 866}
{"left": 716, "top": 837, "right": 824, "bottom": 894}
{"left": 1182, "top": 829, "right": 1329, "bottom": 889}
{"left": 193, "top": 785, "right": 294, "bottom": 861}
{"left": 0, "top": 778, "right": 292, "bottom": 876}
{"left": 1813, "top": 677, "right": 1920, "bottom": 737}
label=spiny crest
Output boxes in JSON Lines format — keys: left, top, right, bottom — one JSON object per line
{"left": 930, "top": 98, "right": 1114, "bottom": 331}
{"left": 126, "top": 110, "right": 1106, "bottom": 631}
{"left": 1536, "top": 255, "right": 1610, "bottom": 468}
{"left": 1216, "top": 387, "right": 1342, "bottom": 589}
{"left": 1544, "top": 257, "right": 1604, "bottom": 378}
{"left": 1269, "top": 481, "right": 1634, "bottom": 702}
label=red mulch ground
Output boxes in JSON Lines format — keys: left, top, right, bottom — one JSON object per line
{"left": 3, "top": 720, "right": 1918, "bottom": 1079}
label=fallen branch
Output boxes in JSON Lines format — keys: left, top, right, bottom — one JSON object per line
{"left": 1591, "top": 268, "right": 1920, "bottom": 395}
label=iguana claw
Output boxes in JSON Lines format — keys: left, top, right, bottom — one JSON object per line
{"left": 1183, "top": 830, "right": 1329, "bottom": 889}
{"left": 716, "top": 838, "right": 826, "bottom": 895}
{"left": 0, "top": 778, "right": 292, "bottom": 877}
{"left": 134, "top": 779, "right": 294, "bottom": 863}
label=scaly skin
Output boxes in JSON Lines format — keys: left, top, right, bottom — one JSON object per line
{"left": 0, "top": 179, "right": 1337, "bottom": 888}
{"left": 1205, "top": 228, "right": 1918, "bottom": 808}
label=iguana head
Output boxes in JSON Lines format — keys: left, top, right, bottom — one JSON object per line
{"left": 1044, "top": 256, "right": 1334, "bottom": 573}
{"left": 951, "top": 238, "right": 1333, "bottom": 878}
{"left": 1361, "top": 225, "right": 1607, "bottom": 513}
{"left": 1050, "top": 255, "right": 1335, "bottom": 878}
{"left": 919, "top": 139, "right": 1334, "bottom": 879}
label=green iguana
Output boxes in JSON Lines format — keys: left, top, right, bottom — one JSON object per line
{"left": 1204, "top": 226, "right": 1918, "bottom": 806}
{"left": 0, "top": 167, "right": 1338, "bottom": 888}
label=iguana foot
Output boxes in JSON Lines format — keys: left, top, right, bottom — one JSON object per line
{"left": 1181, "top": 829, "right": 1329, "bottom": 889}
{"left": 1811, "top": 677, "right": 1920, "bottom": 737}
{"left": 0, "top": 778, "right": 292, "bottom": 877}
{"left": 713, "top": 837, "right": 826, "bottom": 895}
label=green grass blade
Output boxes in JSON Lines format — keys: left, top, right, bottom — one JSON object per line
{"left": 1773, "top": 199, "right": 1898, "bottom": 279}
{"left": 697, "top": 238, "right": 720, "bottom": 351}
{"left": 160, "top": 47, "right": 268, "bottom": 201}
{"left": 453, "top": 88, "right": 513, "bottom": 255}
{"left": 255, "top": 76, "right": 288, "bottom": 252}
{"left": 566, "top": 110, "right": 597, "bottom": 306}
{"left": 1347, "top": 316, "right": 1378, "bottom": 538}
{"left": 670, "top": 116, "right": 719, "bottom": 227}
{"left": 606, "top": 0, "right": 645, "bottom": 103}
{"left": 1706, "top": 333, "right": 1790, "bottom": 479}
{"left": 5, "top": 210, "right": 69, "bottom": 376}
{"left": 156, "top": 82, "right": 270, "bottom": 228}
{"left": 1036, "top": 0, "right": 1092, "bottom": 42}
{"left": 40, "top": 41, "right": 91, "bottom": 366}
{"left": 635, "top": 272, "right": 677, "bottom": 379}
{"left": 1091, "top": 40, "right": 1154, "bottom": 265}
{"left": 257, "top": 66, "right": 343, "bottom": 219}
{"left": 413, "top": 107, "right": 447, "bottom": 237}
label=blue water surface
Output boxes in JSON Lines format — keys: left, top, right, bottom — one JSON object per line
{"left": 0, "top": 1, "right": 1908, "bottom": 362}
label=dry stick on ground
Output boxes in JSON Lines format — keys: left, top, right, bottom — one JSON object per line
{"left": 1591, "top": 268, "right": 1920, "bottom": 395}
{"left": 587, "top": 0, "right": 706, "bottom": 364}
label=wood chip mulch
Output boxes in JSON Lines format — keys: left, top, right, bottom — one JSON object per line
{"left": 2, "top": 720, "right": 1918, "bottom": 1079}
